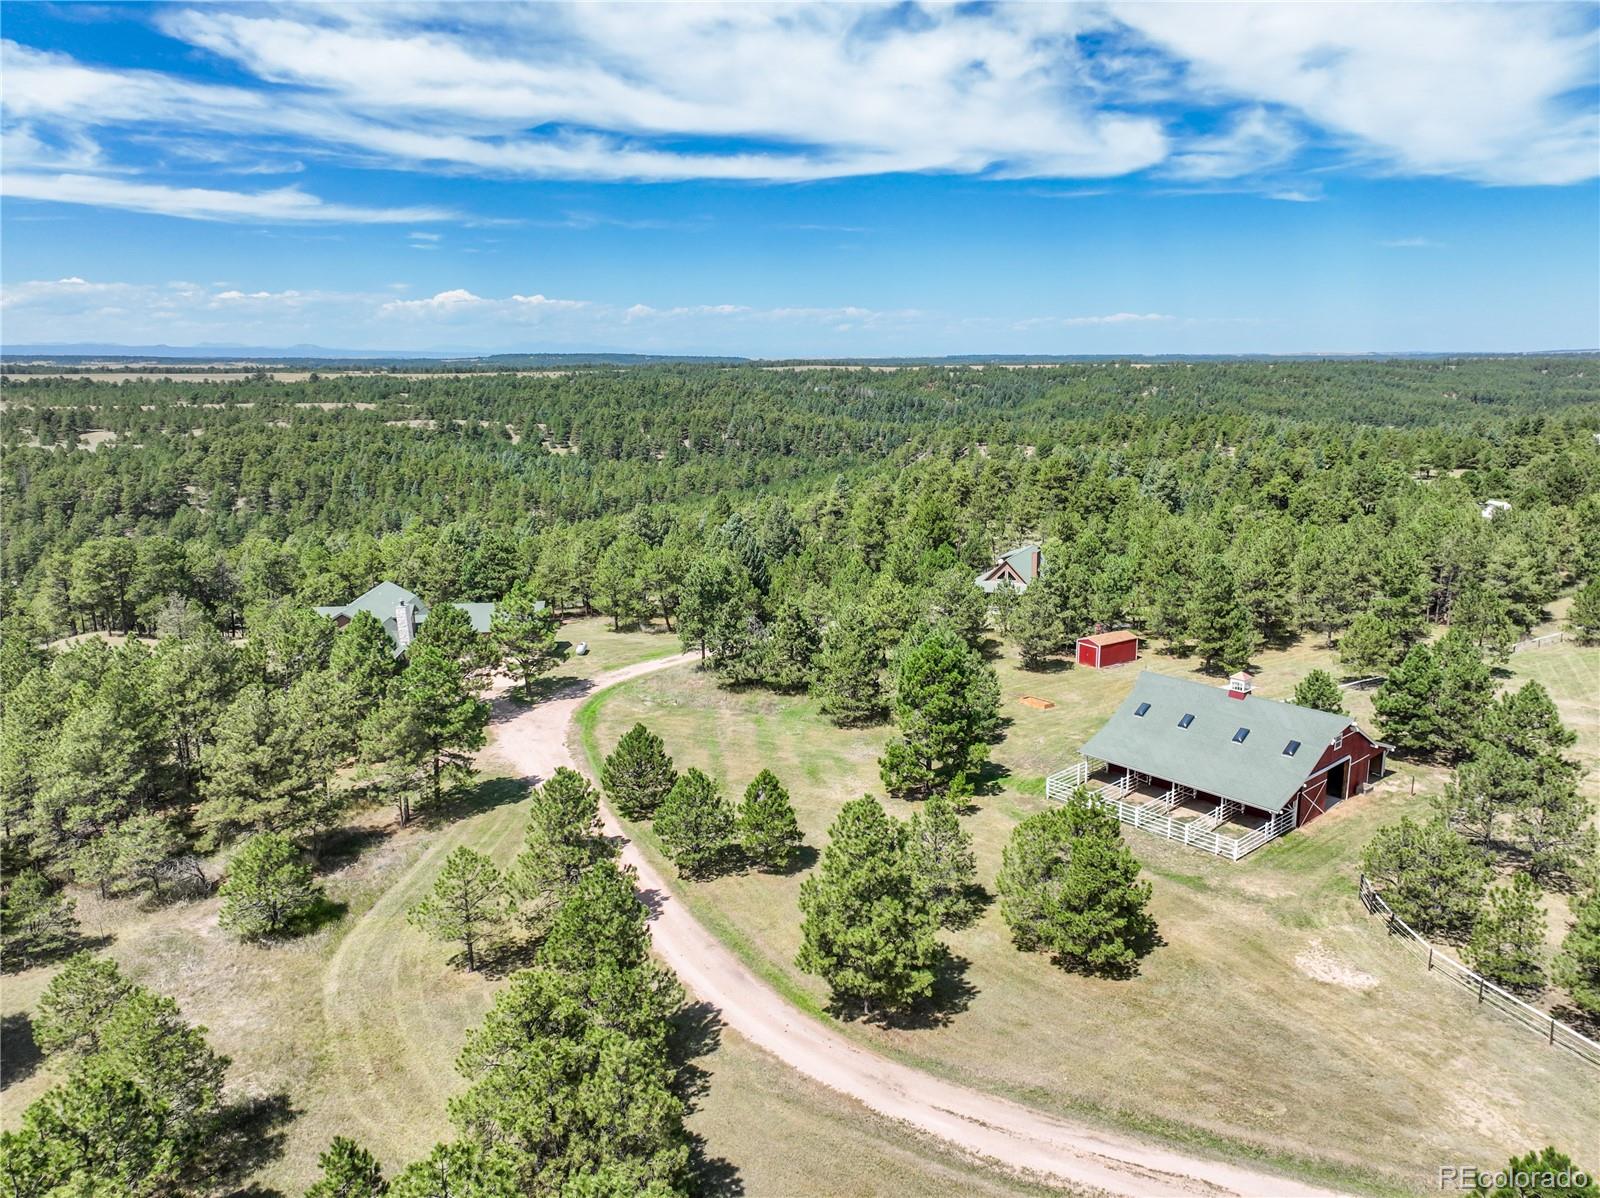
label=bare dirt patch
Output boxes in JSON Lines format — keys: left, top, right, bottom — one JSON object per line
{"left": 1294, "top": 939, "right": 1379, "bottom": 991}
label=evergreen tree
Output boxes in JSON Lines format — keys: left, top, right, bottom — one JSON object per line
{"left": 307, "top": 1136, "right": 389, "bottom": 1198}
{"left": 409, "top": 847, "right": 509, "bottom": 971}
{"left": 1185, "top": 557, "right": 1256, "bottom": 673}
{"left": 735, "top": 769, "right": 803, "bottom": 871}
{"left": 880, "top": 625, "right": 1001, "bottom": 801}
{"left": 997, "top": 791, "right": 1155, "bottom": 975}
{"left": 1470, "top": 1147, "right": 1598, "bottom": 1198}
{"left": 1360, "top": 816, "right": 1488, "bottom": 939}
{"left": 813, "top": 604, "right": 889, "bottom": 726}
{"left": 1373, "top": 642, "right": 1445, "bottom": 754}
{"left": 1553, "top": 889, "right": 1600, "bottom": 1018}
{"left": 0, "top": 869, "right": 78, "bottom": 967}
{"left": 796, "top": 796, "right": 941, "bottom": 1017}
{"left": 1451, "top": 582, "right": 1518, "bottom": 662}
{"left": 362, "top": 644, "right": 488, "bottom": 824}
{"left": 388, "top": 1141, "right": 519, "bottom": 1198}
{"left": 1569, "top": 580, "right": 1600, "bottom": 644}
{"left": 491, "top": 586, "right": 567, "bottom": 697}
{"left": 330, "top": 610, "right": 398, "bottom": 710}
{"left": 34, "top": 953, "right": 135, "bottom": 1058}
{"left": 1433, "top": 628, "right": 1495, "bottom": 762}
{"left": 541, "top": 861, "right": 654, "bottom": 978}
{"left": 411, "top": 600, "right": 494, "bottom": 683}
{"left": 654, "top": 768, "right": 737, "bottom": 878}
{"left": 1291, "top": 668, "right": 1347, "bottom": 715}
{"left": 676, "top": 553, "right": 753, "bottom": 661}
{"left": 218, "top": 832, "right": 325, "bottom": 940}
{"left": 1466, "top": 872, "right": 1547, "bottom": 992}
{"left": 904, "top": 797, "right": 978, "bottom": 929}
{"left": 506, "top": 767, "right": 613, "bottom": 938}
{"left": 1338, "top": 612, "right": 1400, "bottom": 674}
{"left": 601, "top": 723, "right": 678, "bottom": 820}
{"left": 196, "top": 684, "right": 314, "bottom": 847}
{"left": 763, "top": 601, "right": 820, "bottom": 691}
{"left": 1011, "top": 579, "right": 1067, "bottom": 670}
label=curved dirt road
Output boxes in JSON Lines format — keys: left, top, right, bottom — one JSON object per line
{"left": 494, "top": 654, "right": 1345, "bottom": 1198}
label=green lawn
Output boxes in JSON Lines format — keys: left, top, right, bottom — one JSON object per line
{"left": 578, "top": 636, "right": 1600, "bottom": 1195}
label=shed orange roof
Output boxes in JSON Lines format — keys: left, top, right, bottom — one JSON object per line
{"left": 1080, "top": 630, "right": 1139, "bottom": 646}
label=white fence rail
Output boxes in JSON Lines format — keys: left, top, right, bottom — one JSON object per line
{"left": 1512, "top": 630, "right": 1566, "bottom": 653}
{"left": 1045, "top": 765, "right": 1294, "bottom": 861}
{"left": 1358, "top": 875, "right": 1600, "bottom": 1070}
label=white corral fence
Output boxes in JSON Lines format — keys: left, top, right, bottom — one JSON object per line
{"left": 1046, "top": 761, "right": 1295, "bottom": 861}
{"left": 1512, "top": 630, "right": 1566, "bottom": 653}
{"left": 1359, "top": 875, "right": 1600, "bottom": 1070}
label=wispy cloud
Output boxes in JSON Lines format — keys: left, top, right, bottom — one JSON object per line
{"left": 0, "top": 172, "right": 455, "bottom": 223}
{"left": 1378, "top": 236, "right": 1445, "bottom": 249}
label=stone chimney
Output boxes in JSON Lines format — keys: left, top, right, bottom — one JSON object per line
{"left": 395, "top": 602, "right": 415, "bottom": 650}
{"left": 1226, "top": 671, "right": 1253, "bottom": 700}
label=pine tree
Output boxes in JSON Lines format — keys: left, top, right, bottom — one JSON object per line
{"left": 1011, "top": 579, "right": 1066, "bottom": 670}
{"left": 1373, "top": 642, "right": 1445, "bottom": 754}
{"left": 880, "top": 625, "right": 1001, "bottom": 800}
{"left": 601, "top": 723, "right": 678, "bottom": 820}
{"left": 813, "top": 604, "right": 889, "bottom": 726}
{"left": 1291, "top": 668, "right": 1346, "bottom": 715}
{"left": 362, "top": 644, "right": 488, "bottom": 824}
{"left": 33, "top": 953, "right": 134, "bottom": 1058}
{"left": 1471, "top": 1147, "right": 1599, "bottom": 1198}
{"left": 506, "top": 767, "right": 614, "bottom": 938}
{"left": 196, "top": 684, "right": 315, "bottom": 847}
{"left": 307, "top": 1136, "right": 388, "bottom": 1198}
{"left": 1337, "top": 612, "right": 1400, "bottom": 674}
{"left": 409, "top": 847, "right": 509, "bottom": 972}
{"left": 1185, "top": 556, "right": 1256, "bottom": 673}
{"left": 218, "top": 832, "right": 324, "bottom": 940}
{"left": 736, "top": 769, "right": 803, "bottom": 871}
{"left": 763, "top": 602, "right": 820, "bottom": 691}
{"left": 388, "top": 1141, "right": 519, "bottom": 1198}
{"left": 0, "top": 869, "right": 78, "bottom": 967}
{"left": 654, "top": 768, "right": 736, "bottom": 879}
{"left": 997, "top": 791, "right": 1155, "bottom": 974}
{"left": 1466, "top": 872, "right": 1546, "bottom": 992}
{"left": 905, "top": 797, "right": 978, "bottom": 929}
{"left": 1433, "top": 628, "right": 1495, "bottom": 762}
{"left": 1360, "top": 816, "right": 1488, "bottom": 939}
{"left": 411, "top": 600, "right": 494, "bottom": 683}
{"left": 540, "top": 861, "right": 653, "bottom": 977}
{"left": 1553, "top": 889, "right": 1600, "bottom": 1017}
{"left": 796, "top": 796, "right": 941, "bottom": 1017}
{"left": 1569, "top": 580, "right": 1600, "bottom": 644}
{"left": 491, "top": 586, "right": 566, "bottom": 697}
{"left": 330, "top": 610, "right": 398, "bottom": 710}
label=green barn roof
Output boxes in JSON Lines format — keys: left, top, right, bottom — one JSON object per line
{"left": 315, "top": 582, "right": 500, "bottom": 654}
{"left": 1080, "top": 672, "right": 1355, "bottom": 814}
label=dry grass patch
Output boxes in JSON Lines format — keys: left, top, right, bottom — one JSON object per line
{"left": 579, "top": 637, "right": 1599, "bottom": 1193}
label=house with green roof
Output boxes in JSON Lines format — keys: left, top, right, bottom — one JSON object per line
{"left": 975, "top": 543, "right": 1042, "bottom": 593}
{"left": 314, "top": 581, "right": 498, "bottom": 656}
{"left": 1047, "top": 671, "right": 1389, "bottom": 860}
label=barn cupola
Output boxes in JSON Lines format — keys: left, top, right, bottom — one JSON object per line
{"left": 1226, "top": 671, "right": 1253, "bottom": 701}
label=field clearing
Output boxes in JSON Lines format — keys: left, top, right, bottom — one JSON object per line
{"left": 580, "top": 636, "right": 1600, "bottom": 1194}
{"left": 2, "top": 621, "right": 1055, "bottom": 1196}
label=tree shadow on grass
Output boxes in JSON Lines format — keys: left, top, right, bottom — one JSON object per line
{"left": 670, "top": 1001, "right": 743, "bottom": 1198}
{"left": 202, "top": 1090, "right": 299, "bottom": 1192}
{"left": 288, "top": 896, "right": 349, "bottom": 937}
{"left": 1017, "top": 656, "right": 1073, "bottom": 674}
{"left": 833, "top": 951, "right": 978, "bottom": 1031}
{"left": 311, "top": 824, "right": 389, "bottom": 872}
{"left": 0, "top": 932, "right": 113, "bottom": 976}
{"left": 1048, "top": 922, "right": 1167, "bottom": 981}
{"left": 419, "top": 776, "right": 527, "bottom": 828}
{"left": 1, "top": 1011, "right": 41, "bottom": 1090}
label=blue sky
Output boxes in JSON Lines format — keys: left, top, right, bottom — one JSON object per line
{"left": 2, "top": 2, "right": 1597, "bottom": 357}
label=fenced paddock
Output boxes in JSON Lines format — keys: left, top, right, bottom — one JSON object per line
{"left": 1358, "top": 874, "right": 1600, "bottom": 1070}
{"left": 1045, "top": 761, "right": 1294, "bottom": 860}
{"left": 1512, "top": 630, "right": 1567, "bottom": 653}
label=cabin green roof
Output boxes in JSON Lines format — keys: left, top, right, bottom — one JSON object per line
{"left": 315, "top": 582, "right": 500, "bottom": 653}
{"left": 1080, "top": 672, "right": 1355, "bottom": 814}
{"left": 975, "top": 543, "right": 1042, "bottom": 592}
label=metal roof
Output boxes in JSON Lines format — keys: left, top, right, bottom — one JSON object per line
{"left": 315, "top": 582, "right": 499, "bottom": 652}
{"left": 1080, "top": 671, "right": 1355, "bottom": 814}
{"left": 1080, "top": 630, "right": 1139, "bottom": 647}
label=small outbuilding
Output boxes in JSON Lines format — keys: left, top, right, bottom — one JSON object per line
{"left": 1076, "top": 630, "right": 1140, "bottom": 669}
{"left": 1481, "top": 499, "right": 1512, "bottom": 520}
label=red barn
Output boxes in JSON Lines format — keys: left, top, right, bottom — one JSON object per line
{"left": 1052, "top": 671, "right": 1391, "bottom": 859}
{"left": 1076, "top": 630, "right": 1140, "bottom": 669}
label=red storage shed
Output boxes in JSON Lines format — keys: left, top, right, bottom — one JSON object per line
{"left": 1077, "top": 630, "right": 1139, "bottom": 669}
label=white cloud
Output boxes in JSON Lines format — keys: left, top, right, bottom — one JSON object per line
{"left": 0, "top": 172, "right": 455, "bottom": 224}
{"left": 408, "top": 231, "right": 441, "bottom": 242}
{"left": 1378, "top": 237, "right": 1445, "bottom": 249}
{"left": 1015, "top": 312, "right": 1175, "bottom": 329}
{"left": 1111, "top": 2, "right": 1599, "bottom": 185}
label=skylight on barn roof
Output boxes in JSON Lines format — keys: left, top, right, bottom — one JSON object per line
{"left": 1283, "top": 740, "right": 1301, "bottom": 757}
{"left": 1177, "top": 713, "right": 1194, "bottom": 728}
{"left": 1232, "top": 727, "right": 1249, "bottom": 743}
{"left": 1134, "top": 702, "right": 1150, "bottom": 717}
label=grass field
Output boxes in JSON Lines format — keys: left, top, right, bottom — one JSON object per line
{"left": 579, "top": 635, "right": 1600, "bottom": 1195}
{"left": 2, "top": 618, "right": 1062, "bottom": 1197}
